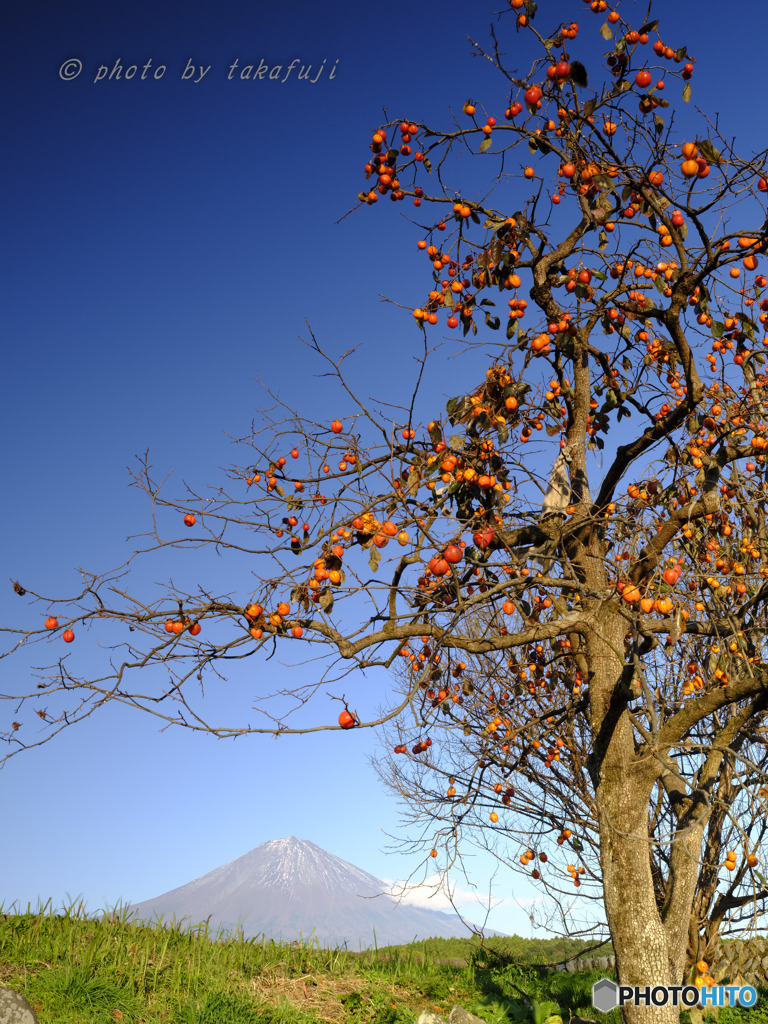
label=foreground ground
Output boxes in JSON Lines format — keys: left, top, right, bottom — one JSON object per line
{"left": 1, "top": 907, "right": 765, "bottom": 1023}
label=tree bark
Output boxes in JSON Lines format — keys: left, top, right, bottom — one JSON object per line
{"left": 586, "top": 609, "right": 690, "bottom": 1023}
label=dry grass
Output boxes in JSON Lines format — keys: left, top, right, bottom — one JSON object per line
{"left": 242, "top": 963, "right": 444, "bottom": 1024}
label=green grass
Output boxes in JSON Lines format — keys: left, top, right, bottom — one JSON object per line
{"left": 0, "top": 903, "right": 765, "bottom": 1023}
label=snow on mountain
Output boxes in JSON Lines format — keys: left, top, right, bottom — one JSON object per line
{"left": 126, "top": 836, "right": 501, "bottom": 948}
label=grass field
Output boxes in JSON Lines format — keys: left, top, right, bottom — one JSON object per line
{"left": 1, "top": 903, "right": 764, "bottom": 1023}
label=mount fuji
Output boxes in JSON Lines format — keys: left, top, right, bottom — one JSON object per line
{"left": 126, "top": 837, "right": 499, "bottom": 948}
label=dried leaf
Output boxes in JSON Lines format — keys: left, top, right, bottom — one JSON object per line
{"left": 570, "top": 61, "right": 588, "bottom": 87}
{"left": 489, "top": 237, "right": 505, "bottom": 263}
{"left": 699, "top": 139, "right": 721, "bottom": 164}
{"left": 406, "top": 469, "right": 421, "bottom": 496}
{"left": 483, "top": 215, "right": 507, "bottom": 231}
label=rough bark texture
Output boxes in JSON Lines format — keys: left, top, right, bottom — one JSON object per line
{"left": 586, "top": 611, "right": 678, "bottom": 1023}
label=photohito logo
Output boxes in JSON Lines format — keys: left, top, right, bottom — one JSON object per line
{"left": 592, "top": 978, "right": 758, "bottom": 1012}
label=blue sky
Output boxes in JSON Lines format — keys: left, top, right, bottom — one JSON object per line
{"left": 1, "top": 0, "right": 764, "bottom": 942}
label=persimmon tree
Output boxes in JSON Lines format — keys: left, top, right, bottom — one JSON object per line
{"left": 378, "top": 606, "right": 768, "bottom": 970}
{"left": 4, "top": 0, "right": 768, "bottom": 1019}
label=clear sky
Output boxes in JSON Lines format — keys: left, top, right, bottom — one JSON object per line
{"left": 1, "top": 0, "right": 763, "bottom": 942}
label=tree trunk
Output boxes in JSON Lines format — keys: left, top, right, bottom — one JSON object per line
{"left": 586, "top": 611, "right": 693, "bottom": 1024}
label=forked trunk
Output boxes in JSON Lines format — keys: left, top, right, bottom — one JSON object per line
{"left": 586, "top": 613, "right": 696, "bottom": 1024}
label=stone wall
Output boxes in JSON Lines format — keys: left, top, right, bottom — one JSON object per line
{"left": 555, "top": 939, "right": 768, "bottom": 987}
{"left": 710, "top": 938, "right": 768, "bottom": 987}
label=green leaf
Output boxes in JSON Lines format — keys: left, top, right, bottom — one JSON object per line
{"left": 368, "top": 547, "right": 381, "bottom": 573}
{"left": 480, "top": 137, "right": 493, "bottom": 153}
{"left": 600, "top": 21, "right": 613, "bottom": 40}
{"left": 682, "top": 82, "right": 691, "bottom": 103}
{"left": 711, "top": 321, "right": 724, "bottom": 339}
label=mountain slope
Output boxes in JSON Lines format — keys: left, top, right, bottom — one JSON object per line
{"left": 126, "top": 837, "right": 498, "bottom": 948}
